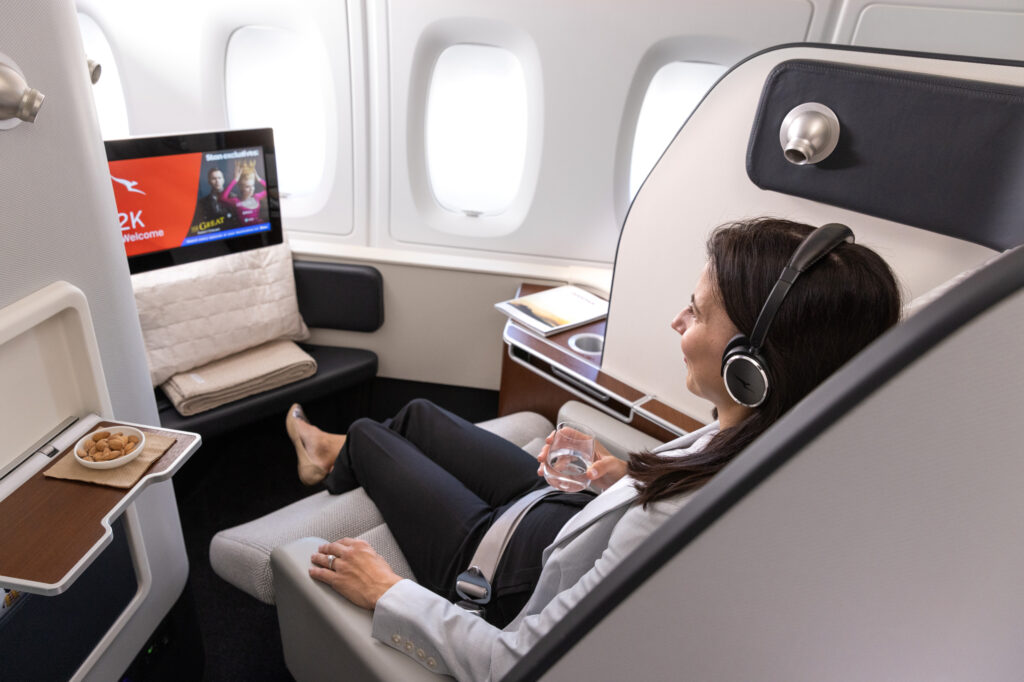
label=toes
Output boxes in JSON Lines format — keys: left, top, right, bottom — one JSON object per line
{"left": 289, "top": 403, "right": 309, "bottom": 424}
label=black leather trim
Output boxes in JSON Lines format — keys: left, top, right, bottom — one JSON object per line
{"left": 294, "top": 261, "right": 384, "bottom": 332}
{"left": 505, "top": 248, "right": 1023, "bottom": 681}
{"left": 747, "top": 60, "right": 1024, "bottom": 250}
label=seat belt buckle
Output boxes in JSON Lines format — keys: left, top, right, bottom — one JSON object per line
{"left": 454, "top": 599, "right": 487, "bottom": 618}
{"left": 455, "top": 565, "right": 491, "bottom": 605}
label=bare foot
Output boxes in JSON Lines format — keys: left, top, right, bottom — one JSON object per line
{"left": 286, "top": 404, "right": 346, "bottom": 485}
{"left": 291, "top": 414, "right": 346, "bottom": 473}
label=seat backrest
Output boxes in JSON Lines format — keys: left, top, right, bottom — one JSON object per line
{"left": 512, "top": 243, "right": 1024, "bottom": 682}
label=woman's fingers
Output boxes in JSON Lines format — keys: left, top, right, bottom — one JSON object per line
{"left": 314, "top": 538, "right": 365, "bottom": 568}
{"left": 318, "top": 541, "right": 343, "bottom": 556}
{"left": 586, "top": 456, "right": 628, "bottom": 490}
{"left": 536, "top": 433, "right": 555, "bottom": 476}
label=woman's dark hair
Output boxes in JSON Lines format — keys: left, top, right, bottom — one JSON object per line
{"left": 628, "top": 217, "right": 901, "bottom": 506}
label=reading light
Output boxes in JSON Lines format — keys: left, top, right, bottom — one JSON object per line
{"left": 778, "top": 102, "right": 839, "bottom": 165}
{"left": 87, "top": 59, "right": 101, "bottom": 84}
{"left": 0, "top": 53, "right": 44, "bottom": 129}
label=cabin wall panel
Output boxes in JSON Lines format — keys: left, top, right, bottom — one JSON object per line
{"left": 833, "top": 0, "right": 1024, "bottom": 60}
{"left": 302, "top": 261, "right": 565, "bottom": 390}
{"left": 371, "top": 0, "right": 814, "bottom": 265}
{"left": 0, "top": 1, "right": 155, "bottom": 429}
{"left": 63, "top": 0, "right": 1024, "bottom": 397}
{"left": 803, "top": 0, "right": 847, "bottom": 41}
{"left": 77, "top": 0, "right": 364, "bottom": 241}
{"left": 0, "top": 1, "right": 188, "bottom": 679}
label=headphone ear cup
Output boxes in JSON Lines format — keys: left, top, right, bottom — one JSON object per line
{"left": 721, "top": 334, "right": 770, "bottom": 408}
{"left": 721, "top": 334, "right": 749, "bottom": 375}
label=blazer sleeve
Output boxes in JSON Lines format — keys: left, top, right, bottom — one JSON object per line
{"left": 371, "top": 499, "right": 683, "bottom": 681}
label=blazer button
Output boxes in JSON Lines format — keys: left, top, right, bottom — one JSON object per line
{"left": 405, "top": 640, "right": 414, "bottom": 651}
{"left": 417, "top": 648, "right": 426, "bottom": 659}
{"left": 427, "top": 657, "right": 437, "bottom": 668}
{"left": 392, "top": 634, "right": 402, "bottom": 644}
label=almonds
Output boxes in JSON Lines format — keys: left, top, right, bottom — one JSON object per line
{"left": 78, "top": 429, "right": 141, "bottom": 464}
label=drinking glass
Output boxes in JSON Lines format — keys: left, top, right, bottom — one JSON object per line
{"left": 542, "top": 421, "right": 595, "bottom": 492}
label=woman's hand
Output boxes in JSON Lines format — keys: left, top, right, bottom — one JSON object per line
{"left": 232, "top": 160, "right": 243, "bottom": 181}
{"left": 537, "top": 432, "right": 627, "bottom": 492}
{"left": 310, "top": 538, "right": 402, "bottom": 610}
{"left": 585, "top": 441, "right": 627, "bottom": 491}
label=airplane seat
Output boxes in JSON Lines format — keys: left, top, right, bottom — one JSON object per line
{"left": 210, "top": 409, "right": 554, "bottom": 604}
{"left": 267, "top": 401, "right": 659, "bottom": 681}
{"left": 210, "top": 402, "right": 659, "bottom": 605}
{"left": 237, "top": 44, "right": 1023, "bottom": 681}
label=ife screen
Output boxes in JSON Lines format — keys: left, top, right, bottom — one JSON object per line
{"left": 104, "top": 128, "right": 283, "bottom": 273}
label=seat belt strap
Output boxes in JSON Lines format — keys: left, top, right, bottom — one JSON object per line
{"left": 455, "top": 486, "right": 559, "bottom": 605}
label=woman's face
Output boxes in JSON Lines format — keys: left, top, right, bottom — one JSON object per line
{"left": 671, "top": 264, "right": 744, "bottom": 413}
{"left": 240, "top": 179, "right": 255, "bottom": 199}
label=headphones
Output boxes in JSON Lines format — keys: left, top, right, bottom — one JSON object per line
{"left": 720, "top": 223, "right": 855, "bottom": 408}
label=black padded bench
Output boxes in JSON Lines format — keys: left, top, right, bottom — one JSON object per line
{"left": 156, "top": 261, "right": 383, "bottom": 438}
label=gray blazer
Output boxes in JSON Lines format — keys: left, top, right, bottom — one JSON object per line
{"left": 372, "top": 422, "right": 720, "bottom": 681}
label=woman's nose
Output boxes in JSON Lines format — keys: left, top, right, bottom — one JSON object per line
{"left": 670, "top": 311, "right": 686, "bottom": 334}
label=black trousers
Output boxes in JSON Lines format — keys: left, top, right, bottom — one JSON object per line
{"left": 324, "top": 398, "right": 593, "bottom": 626}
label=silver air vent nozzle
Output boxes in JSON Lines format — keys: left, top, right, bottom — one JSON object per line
{"left": 779, "top": 103, "right": 840, "bottom": 165}
{"left": 0, "top": 61, "right": 44, "bottom": 125}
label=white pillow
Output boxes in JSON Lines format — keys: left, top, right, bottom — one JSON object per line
{"left": 132, "top": 243, "right": 309, "bottom": 386}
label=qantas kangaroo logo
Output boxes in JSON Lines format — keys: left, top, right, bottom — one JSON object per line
{"left": 110, "top": 175, "right": 146, "bottom": 195}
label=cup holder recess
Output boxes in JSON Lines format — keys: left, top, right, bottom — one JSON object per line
{"left": 568, "top": 332, "right": 604, "bottom": 356}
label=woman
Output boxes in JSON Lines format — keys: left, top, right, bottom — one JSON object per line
{"left": 222, "top": 159, "right": 267, "bottom": 224}
{"left": 285, "top": 217, "right": 901, "bottom": 680}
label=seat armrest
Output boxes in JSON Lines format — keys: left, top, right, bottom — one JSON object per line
{"left": 557, "top": 401, "right": 665, "bottom": 460}
{"left": 476, "top": 411, "right": 554, "bottom": 448}
{"left": 272, "top": 538, "right": 447, "bottom": 682}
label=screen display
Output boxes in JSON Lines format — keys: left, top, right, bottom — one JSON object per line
{"left": 105, "top": 129, "right": 283, "bottom": 273}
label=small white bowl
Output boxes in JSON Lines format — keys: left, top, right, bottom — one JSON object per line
{"left": 74, "top": 425, "right": 146, "bottom": 470}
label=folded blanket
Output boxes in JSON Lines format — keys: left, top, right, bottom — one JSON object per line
{"left": 162, "top": 340, "right": 317, "bottom": 416}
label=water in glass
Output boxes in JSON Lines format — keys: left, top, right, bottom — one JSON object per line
{"left": 544, "top": 448, "right": 591, "bottom": 492}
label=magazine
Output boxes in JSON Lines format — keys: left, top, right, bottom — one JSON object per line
{"left": 495, "top": 285, "right": 608, "bottom": 336}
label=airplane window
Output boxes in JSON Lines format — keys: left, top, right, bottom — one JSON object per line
{"left": 629, "top": 61, "right": 726, "bottom": 201}
{"left": 426, "top": 44, "right": 527, "bottom": 217}
{"left": 76, "top": 12, "right": 130, "bottom": 140}
{"left": 226, "top": 26, "right": 330, "bottom": 205}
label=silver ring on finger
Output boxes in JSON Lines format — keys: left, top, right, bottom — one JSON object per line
{"left": 327, "top": 554, "right": 336, "bottom": 570}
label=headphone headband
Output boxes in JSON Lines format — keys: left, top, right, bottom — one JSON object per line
{"left": 747, "top": 223, "right": 854, "bottom": 350}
